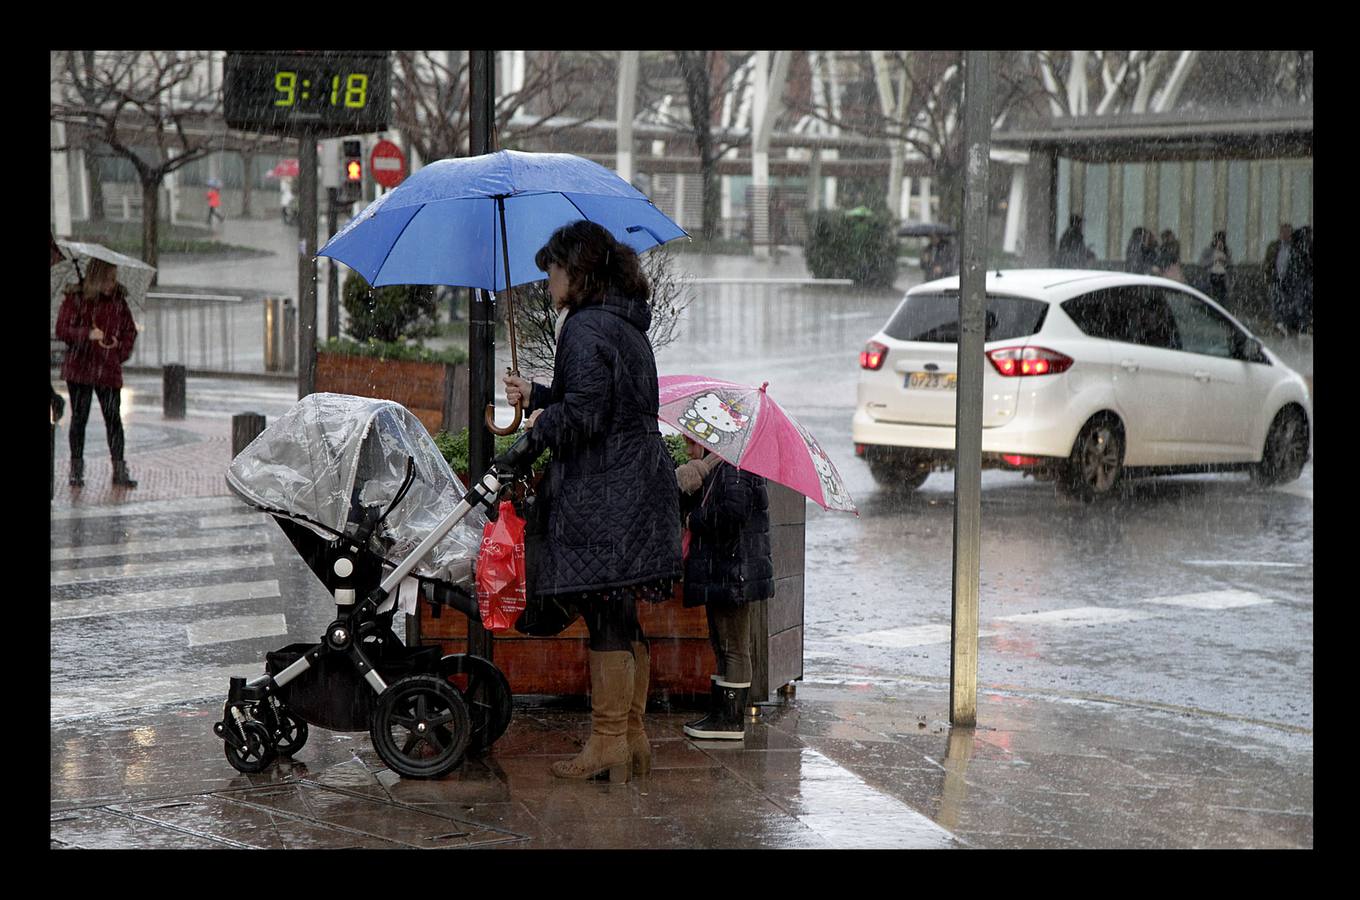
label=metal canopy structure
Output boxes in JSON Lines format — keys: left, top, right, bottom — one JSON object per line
{"left": 993, "top": 105, "right": 1313, "bottom": 163}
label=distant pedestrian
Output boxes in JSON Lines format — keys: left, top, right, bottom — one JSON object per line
{"left": 1198, "top": 231, "right": 1232, "bottom": 306}
{"left": 1055, "top": 214, "right": 1096, "bottom": 268}
{"left": 1125, "top": 227, "right": 1158, "bottom": 274}
{"left": 929, "top": 235, "right": 959, "bottom": 279}
{"left": 1154, "top": 231, "right": 1185, "bottom": 283}
{"left": 206, "top": 185, "right": 224, "bottom": 228}
{"left": 676, "top": 435, "right": 774, "bottom": 741}
{"left": 279, "top": 178, "right": 296, "bottom": 226}
{"left": 1263, "top": 223, "right": 1294, "bottom": 332}
{"left": 1282, "top": 225, "right": 1312, "bottom": 333}
{"left": 56, "top": 258, "right": 139, "bottom": 489}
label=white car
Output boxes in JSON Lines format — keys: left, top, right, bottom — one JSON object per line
{"left": 851, "top": 269, "right": 1312, "bottom": 499}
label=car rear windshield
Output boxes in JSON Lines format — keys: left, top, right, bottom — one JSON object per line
{"left": 882, "top": 292, "right": 1048, "bottom": 343}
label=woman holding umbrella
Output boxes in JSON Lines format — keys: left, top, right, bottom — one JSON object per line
{"left": 56, "top": 258, "right": 138, "bottom": 488}
{"left": 504, "top": 220, "right": 682, "bottom": 782}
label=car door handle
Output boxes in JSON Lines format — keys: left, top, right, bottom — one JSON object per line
{"left": 1193, "top": 370, "right": 1211, "bottom": 383}
{"left": 1119, "top": 359, "right": 1139, "bottom": 372}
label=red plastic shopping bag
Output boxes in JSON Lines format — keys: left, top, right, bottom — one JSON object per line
{"left": 475, "top": 500, "right": 527, "bottom": 631}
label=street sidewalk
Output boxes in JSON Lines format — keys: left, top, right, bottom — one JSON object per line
{"left": 49, "top": 372, "right": 1312, "bottom": 849}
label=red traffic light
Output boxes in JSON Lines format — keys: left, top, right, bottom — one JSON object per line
{"left": 346, "top": 160, "right": 362, "bottom": 182}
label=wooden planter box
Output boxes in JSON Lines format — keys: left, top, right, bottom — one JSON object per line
{"left": 314, "top": 352, "right": 467, "bottom": 436}
{"left": 412, "top": 483, "right": 807, "bottom": 703}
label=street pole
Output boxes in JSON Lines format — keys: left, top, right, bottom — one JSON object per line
{"left": 327, "top": 187, "right": 340, "bottom": 341}
{"left": 297, "top": 132, "right": 319, "bottom": 399}
{"left": 467, "top": 48, "right": 497, "bottom": 662}
{"left": 950, "top": 50, "right": 992, "bottom": 728}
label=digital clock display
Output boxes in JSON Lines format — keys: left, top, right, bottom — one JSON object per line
{"left": 223, "top": 51, "right": 391, "bottom": 136}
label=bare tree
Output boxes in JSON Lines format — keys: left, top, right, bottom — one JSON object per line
{"left": 52, "top": 50, "right": 222, "bottom": 279}
{"left": 509, "top": 247, "right": 693, "bottom": 379}
{"left": 787, "top": 51, "right": 1036, "bottom": 227}
{"left": 636, "top": 51, "right": 756, "bottom": 242}
{"left": 390, "top": 51, "right": 612, "bottom": 164}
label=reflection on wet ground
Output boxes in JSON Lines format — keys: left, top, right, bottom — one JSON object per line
{"left": 51, "top": 677, "right": 1310, "bottom": 849}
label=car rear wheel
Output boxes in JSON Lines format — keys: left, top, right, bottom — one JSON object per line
{"left": 867, "top": 450, "right": 931, "bottom": 492}
{"left": 1251, "top": 406, "right": 1309, "bottom": 486}
{"left": 1060, "top": 417, "right": 1124, "bottom": 501}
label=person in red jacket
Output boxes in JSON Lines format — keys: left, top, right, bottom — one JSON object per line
{"left": 56, "top": 258, "right": 139, "bottom": 488}
{"left": 206, "top": 185, "right": 223, "bottom": 228}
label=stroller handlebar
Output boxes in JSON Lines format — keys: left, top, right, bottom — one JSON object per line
{"left": 490, "top": 431, "right": 540, "bottom": 479}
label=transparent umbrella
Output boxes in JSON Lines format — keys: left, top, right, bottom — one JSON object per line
{"left": 50, "top": 240, "right": 156, "bottom": 334}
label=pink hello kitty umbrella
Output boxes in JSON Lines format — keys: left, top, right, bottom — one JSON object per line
{"left": 658, "top": 374, "right": 857, "bottom": 514}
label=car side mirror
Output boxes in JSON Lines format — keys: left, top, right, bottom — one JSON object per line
{"left": 1236, "top": 335, "right": 1265, "bottom": 362}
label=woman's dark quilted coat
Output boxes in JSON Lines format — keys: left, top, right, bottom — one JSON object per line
{"left": 681, "top": 462, "right": 775, "bottom": 608}
{"left": 526, "top": 292, "right": 682, "bottom": 597}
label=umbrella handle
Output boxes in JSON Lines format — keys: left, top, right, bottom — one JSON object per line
{"left": 486, "top": 364, "right": 524, "bottom": 436}
{"left": 485, "top": 400, "right": 523, "bottom": 436}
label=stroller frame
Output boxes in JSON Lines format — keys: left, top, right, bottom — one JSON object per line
{"left": 216, "top": 440, "right": 529, "bottom": 780}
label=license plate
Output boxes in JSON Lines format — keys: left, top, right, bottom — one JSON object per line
{"left": 905, "top": 371, "right": 957, "bottom": 390}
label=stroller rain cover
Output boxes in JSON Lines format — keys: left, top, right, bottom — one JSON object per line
{"left": 226, "top": 393, "right": 488, "bottom": 587}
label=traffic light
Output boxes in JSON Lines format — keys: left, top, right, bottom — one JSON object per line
{"left": 341, "top": 140, "right": 363, "bottom": 202}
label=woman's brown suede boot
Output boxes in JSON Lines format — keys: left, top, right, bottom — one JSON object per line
{"left": 552, "top": 650, "right": 634, "bottom": 782}
{"left": 627, "top": 640, "right": 651, "bottom": 776}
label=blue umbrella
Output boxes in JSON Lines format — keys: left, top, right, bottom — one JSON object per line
{"left": 317, "top": 149, "right": 687, "bottom": 291}
{"left": 317, "top": 150, "right": 687, "bottom": 434}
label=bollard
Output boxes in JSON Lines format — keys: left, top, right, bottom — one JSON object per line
{"left": 163, "top": 363, "right": 187, "bottom": 419}
{"left": 232, "top": 412, "right": 267, "bottom": 458}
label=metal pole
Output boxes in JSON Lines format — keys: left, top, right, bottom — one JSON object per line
{"left": 950, "top": 50, "right": 992, "bottom": 728}
{"left": 297, "top": 132, "right": 319, "bottom": 399}
{"left": 466, "top": 48, "right": 497, "bottom": 662}
{"left": 327, "top": 187, "right": 340, "bottom": 342}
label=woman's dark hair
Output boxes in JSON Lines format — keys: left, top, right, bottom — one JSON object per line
{"left": 534, "top": 220, "right": 650, "bottom": 307}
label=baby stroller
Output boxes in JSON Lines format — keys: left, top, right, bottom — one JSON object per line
{"left": 215, "top": 393, "right": 539, "bottom": 779}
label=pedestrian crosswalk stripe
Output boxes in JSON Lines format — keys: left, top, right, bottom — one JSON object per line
{"left": 1182, "top": 560, "right": 1305, "bottom": 568}
{"left": 199, "top": 512, "right": 271, "bottom": 530}
{"left": 1139, "top": 590, "right": 1274, "bottom": 610}
{"left": 50, "top": 495, "right": 247, "bottom": 522}
{"left": 1274, "top": 484, "right": 1312, "bottom": 501}
{"left": 50, "top": 551, "right": 275, "bottom": 587}
{"left": 994, "top": 606, "right": 1158, "bottom": 627}
{"left": 50, "top": 527, "right": 269, "bottom": 562}
{"left": 50, "top": 661, "right": 268, "bottom": 721}
{"left": 844, "top": 624, "right": 1000, "bottom": 648}
{"left": 186, "top": 613, "right": 288, "bottom": 648}
{"left": 51, "top": 579, "right": 281, "bottom": 621}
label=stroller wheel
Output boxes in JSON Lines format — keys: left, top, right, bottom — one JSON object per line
{"left": 224, "top": 720, "right": 277, "bottom": 774}
{"left": 268, "top": 707, "right": 309, "bottom": 757}
{"left": 438, "top": 654, "right": 513, "bottom": 755}
{"left": 370, "top": 675, "right": 470, "bottom": 779}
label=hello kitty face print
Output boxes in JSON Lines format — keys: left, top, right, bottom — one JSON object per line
{"left": 794, "top": 418, "right": 854, "bottom": 511}
{"left": 678, "top": 391, "right": 752, "bottom": 446}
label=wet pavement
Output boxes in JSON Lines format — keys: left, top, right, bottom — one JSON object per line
{"left": 51, "top": 677, "right": 1309, "bottom": 849}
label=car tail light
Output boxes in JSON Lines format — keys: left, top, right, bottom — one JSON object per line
{"left": 860, "top": 341, "right": 888, "bottom": 371}
{"left": 1002, "top": 454, "right": 1042, "bottom": 466}
{"left": 986, "top": 346, "right": 1074, "bottom": 377}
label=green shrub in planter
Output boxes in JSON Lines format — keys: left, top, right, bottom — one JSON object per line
{"left": 432, "top": 429, "right": 690, "bottom": 478}
{"left": 319, "top": 336, "right": 467, "bottom": 366}
{"left": 342, "top": 272, "right": 438, "bottom": 343}
{"left": 805, "top": 207, "right": 899, "bottom": 288}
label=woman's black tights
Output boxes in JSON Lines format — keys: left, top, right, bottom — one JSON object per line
{"left": 66, "top": 381, "right": 125, "bottom": 461}
{"left": 581, "top": 589, "right": 646, "bottom": 652}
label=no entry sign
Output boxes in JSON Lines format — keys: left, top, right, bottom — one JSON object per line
{"left": 370, "top": 140, "right": 407, "bottom": 189}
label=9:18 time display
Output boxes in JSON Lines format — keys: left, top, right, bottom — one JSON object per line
{"left": 273, "top": 71, "right": 369, "bottom": 109}
{"left": 223, "top": 51, "right": 391, "bottom": 136}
